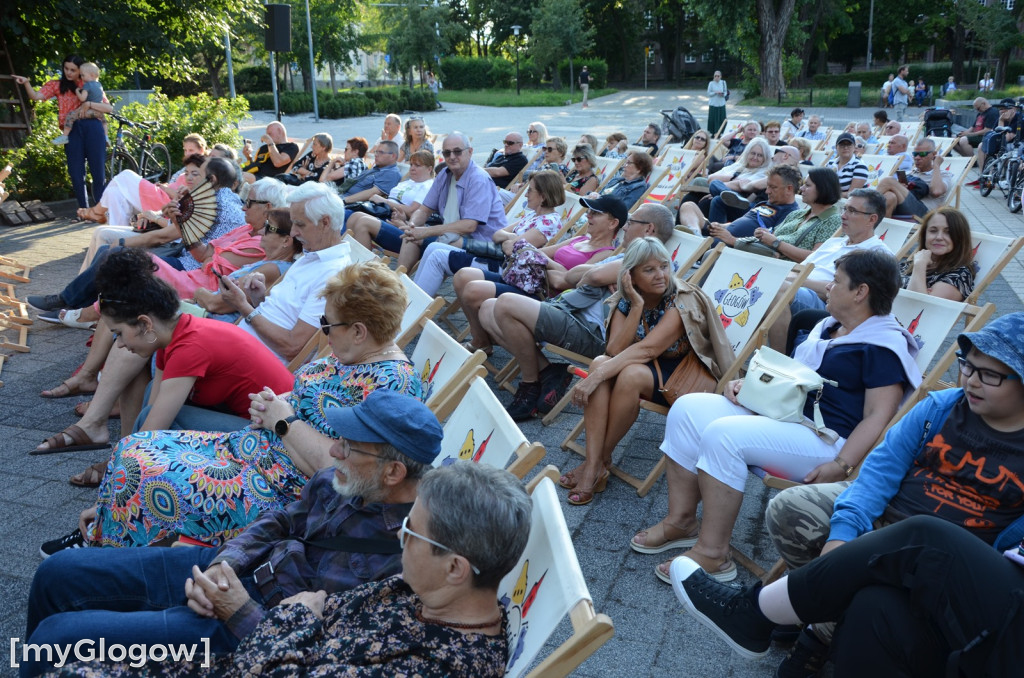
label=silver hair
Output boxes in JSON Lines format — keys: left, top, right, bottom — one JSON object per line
{"left": 249, "top": 177, "right": 291, "bottom": 207}
{"left": 418, "top": 462, "right": 531, "bottom": 589}
{"left": 373, "top": 441, "right": 428, "bottom": 480}
{"left": 616, "top": 236, "right": 677, "bottom": 301}
{"left": 572, "top": 143, "right": 599, "bottom": 168}
{"left": 445, "top": 131, "right": 472, "bottom": 150}
{"left": 287, "top": 181, "right": 347, "bottom": 233}
{"left": 632, "top": 203, "right": 675, "bottom": 242}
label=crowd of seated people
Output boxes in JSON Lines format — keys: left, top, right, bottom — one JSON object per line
{"left": 20, "top": 107, "right": 1013, "bottom": 678}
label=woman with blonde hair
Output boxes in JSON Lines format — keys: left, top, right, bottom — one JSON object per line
{"left": 398, "top": 116, "right": 434, "bottom": 162}
{"left": 565, "top": 144, "right": 600, "bottom": 195}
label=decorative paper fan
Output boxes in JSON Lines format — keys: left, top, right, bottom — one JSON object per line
{"left": 175, "top": 180, "right": 218, "bottom": 247}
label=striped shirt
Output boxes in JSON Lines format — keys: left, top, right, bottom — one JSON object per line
{"left": 827, "top": 157, "right": 869, "bottom": 192}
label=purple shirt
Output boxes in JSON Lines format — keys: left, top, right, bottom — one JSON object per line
{"left": 422, "top": 162, "right": 507, "bottom": 241}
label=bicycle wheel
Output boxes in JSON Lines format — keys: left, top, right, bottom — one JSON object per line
{"left": 1007, "top": 161, "right": 1022, "bottom": 213}
{"left": 107, "top": 149, "right": 138, "bottom": 179}
{"left": 979, "top": 156, "right": 998, "bottom": 197}
{"left": 140, "top": 143, "right": 172, "bottom": 183}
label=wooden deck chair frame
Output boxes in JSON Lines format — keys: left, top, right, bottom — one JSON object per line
{"left": 396, "top": 271, "right": 446, "bottom": 348}
{"left": 873, "top": 217, "right": 918, "bottom": 255}
{"left": 626, "top": 144, "right": 655, "bottom": 157}
{"left": 744, "top": 302, "right": 995, "bottom": 584}
{"left": 858, "top": 154, "right": 901, "bottom": 190}
{"left": 407, "top": 318, "right": 489, "bottom": 413}
{"left": 507, "top": 149, "right": 542, "bottom": 188}
{"left": 592, "top": 156, "right": 625, "bottom": 191}
{"left": 430, "top": 375, "right": 545, "bottom": 479}
{"left": 926, "top": 136, "right": 957, "bottom": 157}
{"left": 559, "top": 245, "right": 814, "bottom": 496}
{"left": 500, "top": 469, "right": 615, "bottom": 678}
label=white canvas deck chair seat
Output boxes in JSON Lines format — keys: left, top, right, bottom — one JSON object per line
{"left": 408, "top": 318, "right": 487, "bottom": 412}
{"left": 560, "top": 243, "right": 812, "bottom": 496}
{"left": 874, "top": 217, "right": 917, "bottom": 255}
{"left": 592, "top": 156, "right": 625, "bottom": 191}
{"left": 626, "top": 143, "right": 656, "bottom": 157}
{"left": 397, "top": 271, "right": 445, "bottom": 348}
{"left": 809, "top": 150, "right": 830, "bottom": 167}
{"left": 857, "top": 154, "right": 901, "bottom": 189}
{"left": 430, "top": 375, "right": 544, "bottom": 479}
{"left": 499, "top": 471, "right": 614, "bottom": 678}
{"left": 900, "top": 121, "right": 923, "bottom": 143}
{"left": 937, "top": 155, "right": 976, "bottom": 208}
{"left": 926, "top": 136, "right": 957, "bottom": 156}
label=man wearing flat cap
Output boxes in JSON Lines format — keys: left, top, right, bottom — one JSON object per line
{"left": 23, "top": 391, "right": 443, "bottom": 676}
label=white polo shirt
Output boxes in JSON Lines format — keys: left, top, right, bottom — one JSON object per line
{"left": 803, "top": 235, "right": 890, "bottom": 284}
{"left": 240, "top": 240, "right": 352, "bottom": 362}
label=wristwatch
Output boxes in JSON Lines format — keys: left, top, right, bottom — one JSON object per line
{"left": 244, "top": 307, "right": 262, "bottom": 324}
{"left": 770, "top": 239, "right": 781, "bottom": 251}
{"left": 275, "top": 414, "right": 299, "bottom": 437}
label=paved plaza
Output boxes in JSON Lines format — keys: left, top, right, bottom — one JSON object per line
{"left": 0, "top": 89, "right": 1021, "bottom": 676}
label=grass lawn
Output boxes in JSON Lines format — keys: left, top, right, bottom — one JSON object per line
{"left": 438, "top": 88, "right": 617, "bottom": 107}
{"left": 741, "top": 88, "right": 851, "bottom": 107}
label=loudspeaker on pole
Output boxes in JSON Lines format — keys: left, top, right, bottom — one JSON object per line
{"left": 265, "top": 4, "right": 291, "bottom": 53}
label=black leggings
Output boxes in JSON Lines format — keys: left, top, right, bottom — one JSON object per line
{"left": 787, "top": 515, "right": 1024, "bottom": 678}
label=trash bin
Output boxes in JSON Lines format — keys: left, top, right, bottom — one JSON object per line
{"left": 847, "top": 81, "right": 861, "bottom": 108}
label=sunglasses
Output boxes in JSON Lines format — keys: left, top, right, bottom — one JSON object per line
{"left": 503, "top": 140, "right": 520, "bottom": 145}
{"left": 441, "top": 148, "right": 465, "bottom": 158}
{"left": 263, "top": 218, "right": 287, "bottom": 236}
{"left": 586, "top": 208, "right": 606, "bottom": 217}
{"left": 911, "top": 151, "right": 933, "bottom": 157}
{"left": 527, "top": 129, "right": 538, "bottom": 133}
{"left": 245, "top": 199, "right": 270, "bottom": 209}
{"left": 319, "top": 314, "right": 350, "bottom": 335}
{"left": 571, "top": 156, "right": 585, "bottom": 163}
{"left": 543, "top": 146, "right": 556, "bottom": 152}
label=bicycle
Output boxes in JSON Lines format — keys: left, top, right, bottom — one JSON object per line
{"left": 106, "top": 113, "right": 172, "bottom": 184}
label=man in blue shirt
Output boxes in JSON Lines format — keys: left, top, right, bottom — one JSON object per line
{"left": 341, "top": 140, "right": 402, "bottom": 203}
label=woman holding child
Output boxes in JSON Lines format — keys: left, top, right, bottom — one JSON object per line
{"left": 13, "top": 55, "right": 112, "bottom": 209}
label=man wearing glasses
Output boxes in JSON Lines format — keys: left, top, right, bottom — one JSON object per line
{"left": 874, "top": 139, "right": 953, "bottom": 218}
{"left": 390, "top": 132, "right": 506, "bottom": 271}
{"left": 767, "top": 188, "right": 891, "bottom": 348}
{"left": 763, "top": 312, "right": 1024, "bottom": 677}
{"left": 22, "top": 390, "right": 442, "bottom": 676}
{"left": 483, "top": 132, "right": 529, "bottom": 189}
{"left": 340, "top": 140, "right": 402, "bottom": 204}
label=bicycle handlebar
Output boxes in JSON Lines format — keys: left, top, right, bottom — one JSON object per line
{"left": 110, "top": 112, "right": 159, "bottom": 130}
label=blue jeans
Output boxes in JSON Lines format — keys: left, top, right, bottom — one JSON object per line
{"left": 708, "top": 179, "right": 729, "bottom": 197}
{"left": 789, "top": 286, "right": 827, "bottom": 315}
{"left": 134, "top": 403, "right": 250, "bottom": 433}
{"left": 66, "top": 118, "right": 107, "bottom": 208}
{"left": 59, "top": 244, "right": 118, "bottom": 308}
{"left": 23, "top": 546, "right": 257, "bottom": 676}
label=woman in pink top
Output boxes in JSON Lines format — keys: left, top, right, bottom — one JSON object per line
{"left": 455, "top": 198, "right": 622, "bottom": 354}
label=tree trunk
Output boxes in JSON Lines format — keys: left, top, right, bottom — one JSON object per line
{"left": 797, "top": 3, "right": 823, "bottom": 85}
{"left": 757, "top": 0, "right": 798, "bottom": 98}
{"left": 329, "top": 63, "right": 337, "bottom": 93}
{"left": 569, "top": 57, "right": 575, "bottom": 98}
{"left": 950, "top": 21, "right": 966, "bottom": 85}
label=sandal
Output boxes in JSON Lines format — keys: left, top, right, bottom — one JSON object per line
{"left": 74, "top": 399, "right": 121, "bottom": 419}
{"left": 31, "top": 425, "right": 110, "bottom": 455}
{"left": 76, "top": 205, "right": 107, "bottom": 224}
{"left": 40, "top": 379, "right": 97, "bottom": 399}
{"left": 59, "top": 308, "right": 97, "bottom": 330}
{"left": 656, "top": 552, "right": 737, "bottom": 584}
{"left": 69, "top": 461, "right": 108, "bottom": 488}
{"left": 629, "top": 521, "right": 699, "bottom": 554}
{"left": 566, "top": 470, "right": 609, "bottom": 506}
{"left": 558, "top": 466, "right": 581, "bottom": 490}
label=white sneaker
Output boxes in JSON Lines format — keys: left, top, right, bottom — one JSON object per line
{"left": 52, "top": 134, "right": 69, "bottom": 146}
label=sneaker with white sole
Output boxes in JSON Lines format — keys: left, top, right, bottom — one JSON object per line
{"left": 670, "top": 556, "right": 776, "bottom": 659}
{"left": 40, "top": 529, "right": 86, "bottom": 559}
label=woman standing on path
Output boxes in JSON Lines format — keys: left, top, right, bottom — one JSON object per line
{"left": 706, "top": 71, "right": 728, "bottom": 137}
{"left": 14, "top": 55, "right": 113, "bottom": 208}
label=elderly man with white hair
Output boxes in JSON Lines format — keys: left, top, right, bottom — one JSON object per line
{"left": 220, "top": 181, "right": 352, "bottom": 363}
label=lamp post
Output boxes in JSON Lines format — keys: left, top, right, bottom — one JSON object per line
{"left": 511, "top": 25, "right": 522, "bottom": 96}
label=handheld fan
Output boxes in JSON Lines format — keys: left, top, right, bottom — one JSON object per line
{"left": 175, "top": 180, "right": 218, "bottom": 247}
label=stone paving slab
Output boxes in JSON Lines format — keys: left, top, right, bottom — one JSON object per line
{"left": 0, "top": 90, "right": 1020, "bottom": 677}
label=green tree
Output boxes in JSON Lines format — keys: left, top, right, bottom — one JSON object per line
{"left": 530, "top": 0, "right": 595, "bottom": 90}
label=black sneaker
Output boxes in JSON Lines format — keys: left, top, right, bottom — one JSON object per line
{"left": 671, "top": 556, "right": 775, "bottom": 659}
{"left": 507, "top": 381, "right": 542, "bottom": 421}
{"left": 40, "top": 529, "right": 86, "bottom": 559}
{"left": 536, "top": 362, "right": 572, "bottom": 414}
{"left": 775, "top": 626, "right": 829, "bottom": 678}
{"left": 770, "top": 624, "right": 803, "bottom": 646}
{"left": 27, "top": 294, "right": 66, "bottom": 312}
{"left": 719, "top": 190, "right": 751, "bottom": 211}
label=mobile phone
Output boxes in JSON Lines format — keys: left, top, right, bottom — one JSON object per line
{"left": 244, "top": 138, "right": 252, "bottom": 145}
{"left": 1004, "top": 542, "right": 1024, "bottom": 567}
{"left": 896, "top": 170, "right": 907, "bottom": 184}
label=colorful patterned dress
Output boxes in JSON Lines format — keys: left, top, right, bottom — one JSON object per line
{"left": 93, "top": 357, "right": 423, "bottom": 548}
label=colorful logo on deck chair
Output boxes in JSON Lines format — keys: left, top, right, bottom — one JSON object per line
{"left": 500, "top": 559, "right": 548, "bottom": 671}
{"left": 419, "top": 352, "right": 445, "bottom": 401}
{"left": 438, "top": 429, "right": 494, "bottom": 466}
{"left": 713, "top": 269, "right": 764, "bottom": 328}
{"left": 897, "top": 309, "right": 927, "bottom": 350}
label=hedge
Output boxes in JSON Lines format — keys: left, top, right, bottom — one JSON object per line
{"left": 811, "top": 61, "right": 1024, "bottom": 90}
{"left": 243, "top": 87, "right": 436, "bottom": 118}
{"left": 558, "top": 59, "right": 608, "bottom": 89}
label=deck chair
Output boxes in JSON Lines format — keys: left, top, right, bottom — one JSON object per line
{"left": 592, "top": 156, "right": 625, "bottom": 191}
{"left": 937, "top": 155, "right": 975, "bottom": 208}
{"left": 858, "top": 154, "right": 901, "bottom": 189}
{"left": 926, "top": 136, "right": 957, "bottom": 156}
{"left": 343, "top": 233, "right": 381, "bottom": 263}
{"left": 656, "top": 143, "right": 686, "bottom": 162}
{"left": 809, "top": 150, "right": 829, "bottom": 167}
{"left": 626, "top": 144, "right": 655, "bottom": 157}
{"left": 430, "top": 375, "right": 545, "bottom": 479}
{"left": 396, "top": 271, "right": 445, "bottom": 348}
{"left": 639, "top": 166, "right": 686, "bottom": 206}
{"left": 408, "top": 318, "right": 488, "bottom": 412}
{"left": 286, "top": 331, "right": 329, "bottom": 373}
{"left": 561, "top": 245, "right": 813, "bottom": 496}
{"left": 901, "top": 122, "right": 923, "bottom": 143}
{"left": 715, "top": 119, "right": 744, "bottom": 139}
{"left": 874, "top": 217, "right": 918, "bottom": 255}
{"left": 499, "top": 472, "right": 615, "bottom": 678}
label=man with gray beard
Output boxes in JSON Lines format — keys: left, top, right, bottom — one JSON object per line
{"left": 22, "top": 390, "right": 441, "bottom": 676}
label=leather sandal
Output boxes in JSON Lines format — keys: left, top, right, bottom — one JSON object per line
{"left": 566, "top": 470, "right": 609, "bottom": 506}
{"left": 69, "top": 461, "right": 108, "bottom": 488}
{"left": 31, "top": 425, "right": 110, "bottom": 455}
{"left": 657, "top": 551, "right": 737, "bottom": 584}
{"left": 630, "top": 521, "right": 699, "bottom": 554}
{"left": 40, "top": 379, "right": 97, "bottom": 399}
{"left": 558, "top": 466, "right": 581, "bottom": 490}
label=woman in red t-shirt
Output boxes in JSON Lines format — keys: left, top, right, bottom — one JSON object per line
{"left": 13, "top": 55, "right": 112, "bottom": 208}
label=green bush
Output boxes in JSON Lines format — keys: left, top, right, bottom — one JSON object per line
{"left": 240, "top": 87, "right": 435, "bottom": 118}
{"left": 440, "top": 56, "right": 513, "bottom": 89}
{"left": 557, "top": 59, "right": 608, "bottom": 89}
{"left": 232, "top": 66, "right": 276, "bottom": 94}
{"left": 0, "top": 106, "right": 73, "bottom": 202}
{"left": 488, "top": 60, "right": 516, "bottom": 89}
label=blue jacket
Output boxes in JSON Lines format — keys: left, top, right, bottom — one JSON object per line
{"left": 830, "top": 388, "right": 1024, "bottom": 551}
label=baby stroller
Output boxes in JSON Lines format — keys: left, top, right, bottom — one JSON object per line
{"left": 923, "top": 108, "right": 955, "bottom": 137}
{"left": 660, "top": 107, "right": 700, "bottom": 144}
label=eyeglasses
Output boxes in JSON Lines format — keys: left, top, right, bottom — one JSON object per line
{"left": 527, "top": 129, "right": 538, "bottom": 134}
{"left": 441, "top": 148, "right": 465, "bottom": 158}
{"left": 842, "top": 205, "right": 872, "bottom": 216}
{"left": 338, "top": 438, "right": 386, "bottom": 461}
{"left": 373, "top": 149, "right": 395, "bottom": 155}
{"left": 911, "top": 151, "right": 933, "bottom": 157}
{"left": 571, "top": 156, "right": 585, "bottom": 163}
{"left": 543, "top": 146, "right": 556, "bottom": 152}
{"left": 408, "top": 116, "right": 424, "bottom": 121}
{"left": 626, "top": 218, "right": 653, "bottom": 227}
{"left": 623, "top": 160, "right": 636, "bottom": 166}
{"left": 245, "top": 199, "right": 270, "bottom": 209}
{"left": 319, "top": 314, "right": 350, "bottom": 335}
{"left": 263, "top": 218, "right": 287, "bottom": 236}
{"left": 503, "top": 140, "right": 520, "bottom": 145}
{"left": 956, "top": 353, "right": 1021, "bottom": 386}
{"left": 398, "top": 516, "right": 481, "bottom": 575}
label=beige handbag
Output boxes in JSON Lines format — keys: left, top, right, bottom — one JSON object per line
{"left": 737, "top": 347, "right": 838, "bottom": 438}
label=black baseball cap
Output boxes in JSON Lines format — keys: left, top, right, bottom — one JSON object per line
{"left": 580, "top": 195, "right": 629, "bottom": 227}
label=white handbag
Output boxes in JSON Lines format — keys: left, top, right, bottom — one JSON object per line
{"left": 737, "top": 347, "right": 838, "bottom": 436}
